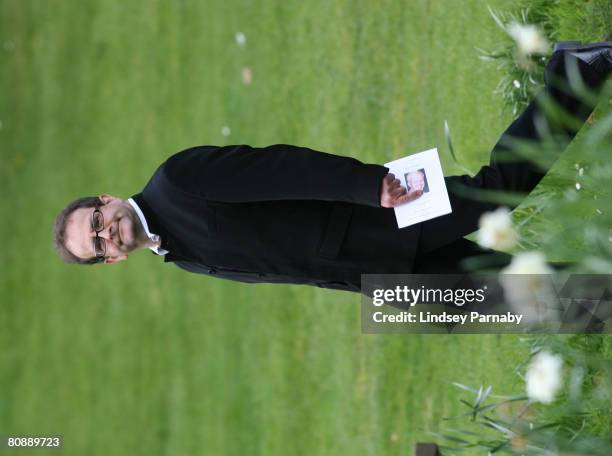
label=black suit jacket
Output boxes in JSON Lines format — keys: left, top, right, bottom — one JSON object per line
{"left": 131, "top": 144, "right": 421, "bottom": 292}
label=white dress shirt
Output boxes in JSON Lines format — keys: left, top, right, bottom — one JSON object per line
{"left": 127, "top": 198, "right": 169, "bottom": 256}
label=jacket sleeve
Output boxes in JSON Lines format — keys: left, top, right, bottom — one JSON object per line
{"left": 161, "top": 144, "right": 389, "bottom": 207}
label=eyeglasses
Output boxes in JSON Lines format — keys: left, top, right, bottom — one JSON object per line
{"left": 91, "top": 207, "right": 106, "bottom": 262}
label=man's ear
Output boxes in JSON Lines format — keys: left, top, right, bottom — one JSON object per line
{"left": 104, "top": 254, "right": 128, "bottom": 265}
{"left": 99, "top": 194, "right": 122, "bottom": 205}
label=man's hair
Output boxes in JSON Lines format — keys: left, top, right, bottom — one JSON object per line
{"left": 53, "top": 196, "right": 101, "bottom": 265}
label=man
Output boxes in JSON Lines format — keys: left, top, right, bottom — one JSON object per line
{"left": 54, "top": 42, "right": 611, "bottom": 293}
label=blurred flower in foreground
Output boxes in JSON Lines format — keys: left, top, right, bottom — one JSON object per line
{"left": 507, "top": 22, "right": 549, "bottom": 56}
{"left": 241, "top": 66, "right": 252, "bottom": 85}
{"left": 477, "top": 207, "right": 517, "bottom": 250}
{"left": 525, "top": 351, "right": 563, "bottom": 403}
{"left": 235, "top": 32, "right": 246, "bottom": 46}
{"left": 502, "top": 251, "right": 553, "bottom": 274}
{"left": 221, "top": 126, "right": 231, "bottom": 137}
{"left": 500, "top": 252, "right": 557, "bottom": 323}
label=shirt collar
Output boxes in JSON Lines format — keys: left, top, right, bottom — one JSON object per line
{"left": 127, "top": 198, "right": 169, "bottom": 256}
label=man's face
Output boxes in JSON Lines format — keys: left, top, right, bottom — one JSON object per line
{"left": 407, "top": 171, "right": 425, "bottom": 191}
{"left": 64, "top": 194, "right": 144, "bottom": 264}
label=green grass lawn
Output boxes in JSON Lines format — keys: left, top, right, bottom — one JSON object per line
{"left": 0, "top": 1, "right": 608, "bottom": 455}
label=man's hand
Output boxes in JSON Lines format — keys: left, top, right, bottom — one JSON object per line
{"left": 380, "top": 173, "right": 423, "bottom": 208}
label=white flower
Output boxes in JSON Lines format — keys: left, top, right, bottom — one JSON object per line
{"left": 235, "top": 32, "right": 246, "bottom": 46}
{"left": 575, "top": 182, "right": 581, "bottom": 190}
{"left": 221, "top": 126, "right": 231, "bottom": 136}
{"left": 525, "top": 351, "right": 563, "bottom": 403}
{"left": 500, "top": 252, "right": 558, "bottom": 323}
{"left": 477, "top": 207, "right": 517, "bottom": 250}
{"left": 507, "top": 22, "right": 549, "bottom": 56}
{"left": 513, "top": 79, "right": 521, "bottom": 88}
{"left": 502, "top": 251, "right": 553, "bottom": 275}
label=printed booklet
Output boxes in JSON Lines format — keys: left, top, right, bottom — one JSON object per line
{"left": 384, "top": 148, "right": 452, "bottom": 228}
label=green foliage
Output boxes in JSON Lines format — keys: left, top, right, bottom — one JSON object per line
{"left": 477, "top": 7, "right": 548, "bottom": 117}
{"left": 475, "top": 0, "right": 612, "bottom": 266}
{"left": 480, "top": 0, "right": 611, "bottom": 117}
{"left": 435, "top": 336, "right": 611, "bottom": 455}
{"left": 510, "top": 87, "right": 612, "bottom": 267}
{"left": 444, "top": 4, "right": 612, "bottom": 444}
{"left": 552, "top": 0, "right": 612, "bottom": 43}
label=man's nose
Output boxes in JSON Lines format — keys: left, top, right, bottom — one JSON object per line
{"left": 99, "top": 222, "right": 114, "bottom": 241}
